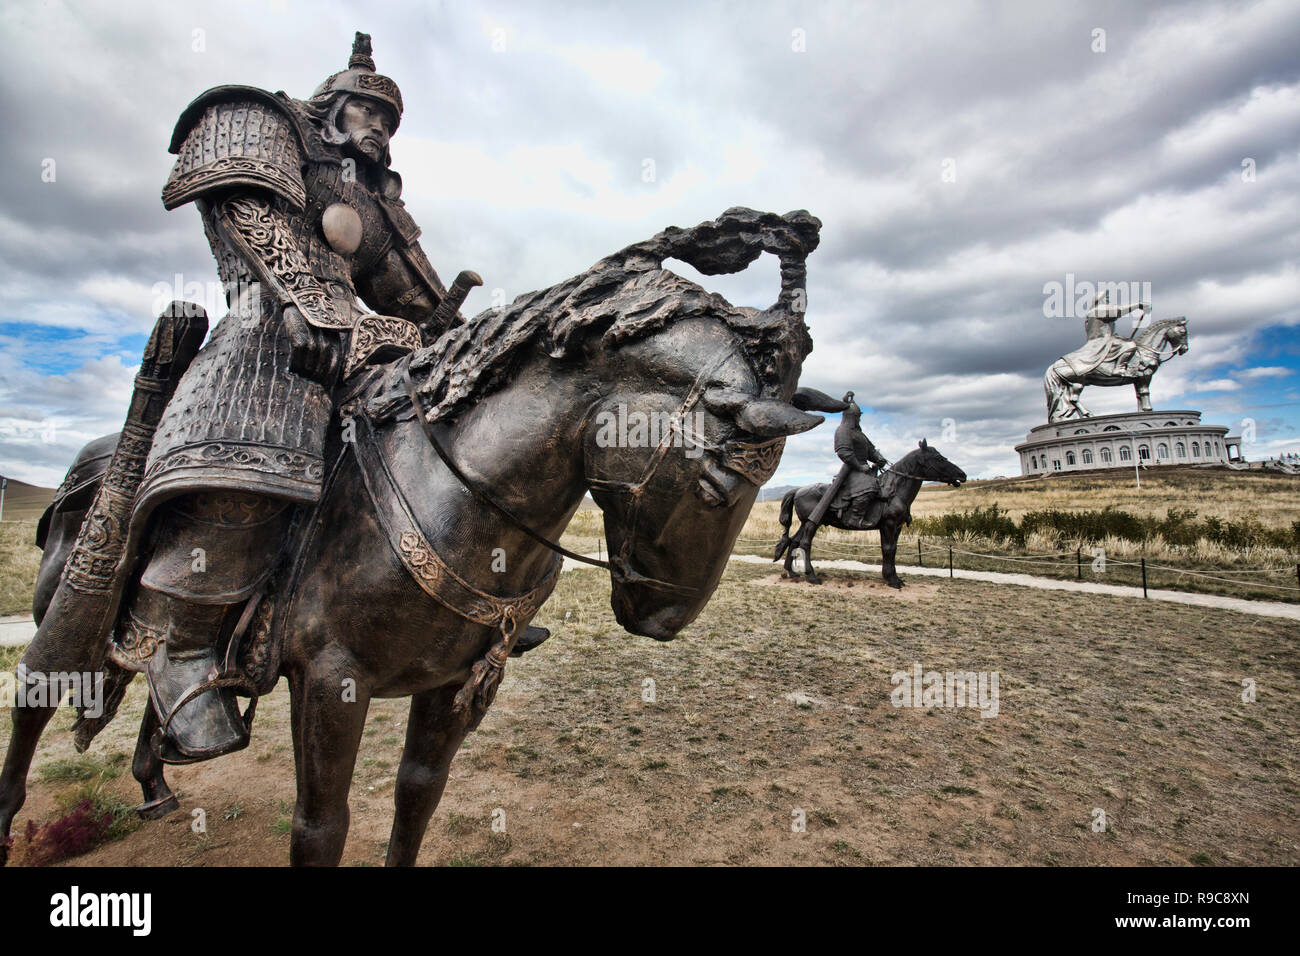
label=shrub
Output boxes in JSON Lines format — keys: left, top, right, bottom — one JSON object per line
{"left": 914, "top": 504, "right": 1023, "bottom": 544}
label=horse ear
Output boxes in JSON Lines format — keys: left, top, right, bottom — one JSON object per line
{"left": 791, "top": 387, "right": 848, "bottom": 413}
{"left": 919, "top": 438, "right": 927, "bottom": 448}
{"left": 704, "top": 388, "right": 823, "bottom": 437}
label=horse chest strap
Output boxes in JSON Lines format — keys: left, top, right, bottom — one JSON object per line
{"left": 350, "top": 410, "right": 559, "bottom": 629}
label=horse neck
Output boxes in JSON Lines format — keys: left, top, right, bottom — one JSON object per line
{"left": 441, "top": 356, "right": 592, "bottom": 566}
{"left": 884, "top": 452, "right": 925, "bottom": 503}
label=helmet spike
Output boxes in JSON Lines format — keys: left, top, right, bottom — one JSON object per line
{"left": 349, "top": 32, "right": 376, "bottom": 72}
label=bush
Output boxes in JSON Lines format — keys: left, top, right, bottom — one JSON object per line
{"left": 1021, "top": 506, "right": 1147, "bottom": 543}
{"left": 22, "top": 799, "right": 114, "bottom": 866}
{"left": 920, "top": 505, "right": 1298, "bottom": 553}
{"left": 914, "top": 504, "right": 1022, "bottom": 544}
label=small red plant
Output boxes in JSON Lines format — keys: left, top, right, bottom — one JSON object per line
{"left": 22, "top": 798, "right": 114, "bottom": 866}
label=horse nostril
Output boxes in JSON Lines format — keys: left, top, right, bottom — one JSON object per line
{"left": 695, "top": 477, "right": 724, "bottom": 507}
{"left": 697, "top": 460, "right": 738, "bottom": 508}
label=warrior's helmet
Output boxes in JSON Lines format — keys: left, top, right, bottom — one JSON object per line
{"left": 841, "top": 391, "right": 861, "bottom": 426}
{"left": 310, "top": 32, "right": 404, "bottom": 132}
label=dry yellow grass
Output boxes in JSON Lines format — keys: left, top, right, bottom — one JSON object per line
{"left": 0, "top": 519, "right": 41, "bottom": 617}
{"left": 906, "top": 467, "right": 1300, "bottom": 526}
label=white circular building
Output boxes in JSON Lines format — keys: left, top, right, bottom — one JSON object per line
{"left": 1015, "top": 410, "right": 1242, "bottom": 475}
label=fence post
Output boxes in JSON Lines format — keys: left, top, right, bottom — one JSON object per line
{"left": 918, "top": 537, "right": 922, "bottom": 567}
{"left": 949, "top": 545, "right": 953, "bottom": 578}
{"left": 1141, "top": 557, "right": 1148, "bottom": 598}
{"left": 1076, "top": 547, "right": 1081, "bottom": 579}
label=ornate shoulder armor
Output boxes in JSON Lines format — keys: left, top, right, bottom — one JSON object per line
{"left": 162, "top": 86, "right": 308, "bottom": 211}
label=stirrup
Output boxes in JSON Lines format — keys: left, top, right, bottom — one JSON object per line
{"left": 150, "top": 672, "right": 258, "bottom": 765}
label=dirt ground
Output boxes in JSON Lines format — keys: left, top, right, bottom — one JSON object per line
{"left": 5, "top": 561, "right": 1297, "bottom": 867}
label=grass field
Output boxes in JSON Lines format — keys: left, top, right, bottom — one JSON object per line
{"left": 1, "top": 478, "right": 53, "bottom": 616}
{"left": 0, "top": 520, "right": 42, "bottom": 617}
{"left": 3, "top": 560, "right": 1294, "bottom": 866}
{"left": 0, "top": 478, "right": 54, "bottom": 523}
{"left": 906, "top": 467, "right": 1300, "bottom": 527}
{"left": 736, "top": 468, "right": 1300, "bottom": 604}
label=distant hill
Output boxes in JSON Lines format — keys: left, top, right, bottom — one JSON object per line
{"left": 0, "top": 477, "right": 55, "bottom": 522}
{"left": 757, "top": 484, "right": 798, "bottom": 502}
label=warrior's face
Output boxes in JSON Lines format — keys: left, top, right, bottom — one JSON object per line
{"left": 337, "top": 95, "right": 395, "bottom": 163}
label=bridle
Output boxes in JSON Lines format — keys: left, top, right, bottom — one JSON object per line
{"left": 881, "top": 461, "right": 928, "bottom": 482}
{"left": 403, "top": 350, "right": 767, "bottom": 598}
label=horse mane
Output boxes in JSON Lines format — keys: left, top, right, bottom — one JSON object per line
{"left": 1134, "top": 316, "right": 1184, "bottom": 346}
{"left": 408, "top": 207, "right": 821, "bottom": 423}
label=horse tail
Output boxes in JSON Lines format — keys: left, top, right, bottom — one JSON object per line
{"left": 773, "top": 489, "right": 797, "bottom": 560}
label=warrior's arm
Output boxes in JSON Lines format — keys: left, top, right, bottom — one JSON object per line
{"left": 835, "top": 431, "right": 875, "bottom": 471}
{"left": 215, "top": 193, "right": 353, "bottom": 331}
{"left": 1085, "top": 300, "right": 1150, "bottom": 321}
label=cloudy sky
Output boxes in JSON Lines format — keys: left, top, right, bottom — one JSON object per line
{"left": 1, "top": 0, "right": 1297, "bottom": 490}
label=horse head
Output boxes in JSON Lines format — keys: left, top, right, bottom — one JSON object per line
{"left": 1163, "top": 317, "right": 1190, "bottom": 356}
{"left": 895, "top": 438, "right": 967, "bottom": 487}
{"left": 1137, "top": 316, "right": 1189, "bottom": 359}
{"left": 409, "top": 207, "right": 822, "bottom": 642}
{"left": 581, "top": 208, "right": 824, "bottom": 640}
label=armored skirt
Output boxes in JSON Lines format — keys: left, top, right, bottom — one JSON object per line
{"left": 134, "top": 311, "right": 332, "bottom": 522}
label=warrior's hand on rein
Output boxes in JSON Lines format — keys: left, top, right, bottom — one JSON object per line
{"left": 282, "top": 305, "right": 342, "bottom": 386}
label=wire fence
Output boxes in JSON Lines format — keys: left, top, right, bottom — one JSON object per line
{"left": 733, "top": 533, "right": 1300, "bottom": 599}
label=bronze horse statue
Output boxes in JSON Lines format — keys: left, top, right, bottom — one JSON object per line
{"left": 1, "top": 207, "right": 826, "bottom": 866}
{"left": 1044, "top": 316, "right": 1189, "bottom": 421}
{"left": 773, "top": 440, "right": 965, "bottom": 587}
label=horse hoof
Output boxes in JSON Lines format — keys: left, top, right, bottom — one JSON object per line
{"left": 887, "top": 579, "right": 904, "bottom": 590}
{"left": 136, "top": 793, "right": 180, "bottom": 820}
{"left": 807, "top": 577, "right": 822, "bottom": 586}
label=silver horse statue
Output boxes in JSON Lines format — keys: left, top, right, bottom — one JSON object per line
{"left": 1044, "top": 293, "right": 1189, "bottom": 421}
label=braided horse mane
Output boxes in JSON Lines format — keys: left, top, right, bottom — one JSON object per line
{"left": 1132, "top": 315, "right": 1186, "bottom": 350}
{"left": 408, "top": 207, "right": 822, "bottom": 424}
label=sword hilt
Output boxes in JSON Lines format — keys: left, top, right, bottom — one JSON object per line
{"left": 428, "top": 270, "right": 483, "bottom": 337}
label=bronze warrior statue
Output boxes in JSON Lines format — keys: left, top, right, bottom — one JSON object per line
{"left": 826, "top": 391, "right": 888, "bottom": 525}
{"left": 775, "top": 393, "right": 966, "bottom": 587}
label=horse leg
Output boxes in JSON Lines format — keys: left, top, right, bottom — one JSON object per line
{"left": 0, "top": 700, "right": 58, "bottom": 866}
{"left": 1071, "top": 382, "right": 1092, "bottom": 418}
{"left": 784, "top": 521, "right": 805, "bottom": 577}
{"left": 385, "top": 685, "right": 474, "bottom": 866}
{"left": 1135, "top": 379, "right": 1152, "bottom": 412}
{"left": 803, "top": 532, "right": 821, "bottom": 585}
{"left": 288, "top": 656, "right": 370, "bottom": 867}
{"left": 132, "top": 705, "right": 179, "bottom": 819}
{"left": 880, "top": 524, "right": 904, "bottom": 589}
